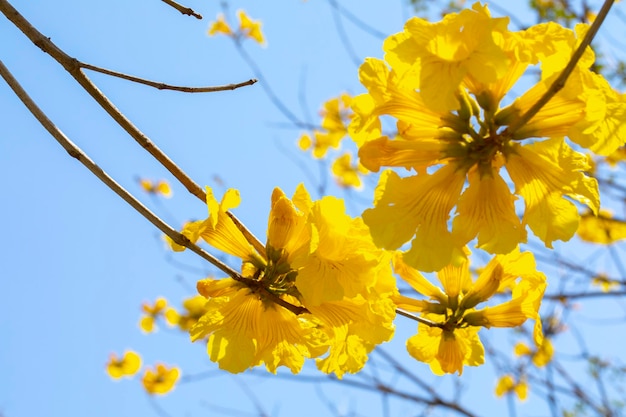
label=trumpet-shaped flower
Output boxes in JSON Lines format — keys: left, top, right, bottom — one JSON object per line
{"left": 106, "top": 350, "right": 142, "bottom": 379}
{"left": 171, "top": 185, "right": 396, "bottom": 376}
{"left": 237, "top": 10, "right": 265, "bottom": 45}
{"left": 142, "top": 364, "right": 180, "bottom": 395}
{"left": 393, "top": 248, "right": 546, "bottom": 374}
{"left": 350, "top": 3, "right": 622, "bottom": 271}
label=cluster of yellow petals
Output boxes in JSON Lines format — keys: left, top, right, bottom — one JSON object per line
{"left": 349, "top": 2, "right": 626, "bottom": 272}
{"left": 164, "top": 295, "right": 210, "bottom": 332}
{"left": 394, "top": 248, "right": 546, "bottom": 375}
{"left": 139, "top": 178, "right": 172, "bottom": 198}
{"left": 139, "top": 297, "right": 170, "bottom": 333}
{"left": 142, "top": 363, "right": 180, "bottom": 395}
{"left": 106, "top": 350, "right": 142, "bottom": 379}
{"left": 514, "top": 339, "right": 554, "bottom": 367}
{"left": 495, "top": 374, "right": 528, "bottom": 401}
{"left": 208, "top": 10, "right": 266, "bottom": 45}
{"left": 171, "top": 184, "right": 396, "bottom": 377}
{"left": 577, "top": 210, "right": 626, "bottom": 244}
{"left": 331, "top": 152, "right": 369, "bottom": 189}
{"left": 298, "top": 94, "right": 353, "bottom": 159}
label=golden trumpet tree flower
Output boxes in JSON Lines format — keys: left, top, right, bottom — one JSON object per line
{"left": 349, "top": 3, "right": 625, "bottom": 272}
{"left": 170, "top": 185, "right": 396, "bottom": 377}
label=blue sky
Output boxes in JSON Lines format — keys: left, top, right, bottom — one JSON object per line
{"left": 2, "top": 1, "right": 626, "bottom": 416}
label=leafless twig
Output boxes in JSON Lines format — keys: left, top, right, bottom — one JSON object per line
{"left": 160, "top": 0, "right": 202, "bottom": 19}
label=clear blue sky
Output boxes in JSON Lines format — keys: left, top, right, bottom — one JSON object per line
{"left": 2, "top": 1, "right": 626, "bottom": 417}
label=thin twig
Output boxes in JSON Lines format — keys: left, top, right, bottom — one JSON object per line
{"left": 0, "top": 0, "right": 206, "bottom": 200}
{"left": 504, "top": 0, "right": 615, "bottom": 136}
{"left": 0, "top": 59, "right": 239, "bottom": 280}
{"left": 0, "top": 0, "right": 261, "bottom": 258}
{"left": 396, "top": 309, "right": 444, "bottom": 328}
{"left": 160, "top": 0, "right": 202, "bottom": 19}
{"left": 82, "top": 62, "right": 256, "bottom": 92}
{"left": 0, "top": 58, "right": 308, "bottom": 317}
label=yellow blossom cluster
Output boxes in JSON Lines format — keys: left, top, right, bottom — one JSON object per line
{"left": 105, "top": 351, "right": 180, "bottom": 395}
{"left": 112, "top": 2, "right": 626, "bottom": 386}
{"left": 208, "top": 10, "right": 266, "bottom": 46}
{"left": 393, "top": 249, "right": 547, "bottom": 375}
{"left": 349, "top": 2, "right": 626, "bottom": 272}
{"left": 170, "top": 184, "right": 396, "bottom": 377}
{"left": 298, "top": 94, "right": 369, "bottom": 190}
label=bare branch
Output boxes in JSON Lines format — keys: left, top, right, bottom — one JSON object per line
{"left": 82, "top": 62, "right": 256, "bottom": 92}
{"left": 0, "top": 59, "right": 240, "bottom": 281}
{"left": 0, "top": 58, "right": 309, "bottom": 317}
{"left": 160, "top": 0, "right": 202, "bottom": 19}
{"left": 1, "top": 0, "right": 260, "bottom": 259}
{"left": 396, "top": 309, "right": 444, "bottom": 328}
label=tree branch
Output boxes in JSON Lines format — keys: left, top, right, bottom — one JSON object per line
{"left": 0, "top": 59, "right": 241, "bottom": 281}
{"left": 504, "top": 0, "right": 615, "bottom": 136}
{"left": 160, "top": 0, "right": 202, "bottom": 19}
{"left": 0, "top": 0, "right": 261, "bottom": 257}
{"left": 82, "top": 62, "right": 256, "bottom": 92}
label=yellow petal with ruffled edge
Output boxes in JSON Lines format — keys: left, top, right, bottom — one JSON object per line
{"left": 406, "top": 319, "right": 484, "bottom": 376}
{"left": 366, "top": 164, "right": 467, "bottom": 272}
{"left": 452, "top": 169, "right": 526, "bottom": 254}
{"left": 311, "top": 295, "right": 395, "bottom": 379}
{"left": 506, "top": 138, "right": 599, "bottom": 247}
{"left": 363, "top": 165, "right": 466, "bottom": 273}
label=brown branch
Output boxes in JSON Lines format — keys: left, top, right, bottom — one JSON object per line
{"left": 504, "top": 0, "right": 615, "bottom": 136}
{"left": 0, "top": 59, "right": 241, "bottom": 281}
{"left": 396, "top": 309, "right": 444, "bottom": 328}
{"left": 81, "top": 62, "right": 256, "bottom": 92}
{"left": 1, "top": 58, "right": 308, "bottom": 317}
{"left": 0, "top": 0, "right": 261, "bottom": 255}
{"left": 544, "top": 290, "right": 626, "bottom": 300}
{"left": 160, "top": 0, "right": 202, "bottom": 19}
{"left": 0, "top": 0, "right": 207, "bottom": 201}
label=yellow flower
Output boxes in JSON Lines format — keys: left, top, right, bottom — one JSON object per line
{"left": 237, "top": 10, "right": 265, "bottom": 45}
{"left": 208, "top": 13, "right": 232, "bottom": 36}
{"left": 350, "top": 4, "right": 616, "bottom": 272}
{"left": 394, "top": 249, "right": 546, "bottom": 374}
{"left": 331, "top": 153, "right": 369, "bottom": 189}
{"left": 165, "top": 295, "right": 209, "bottom": 331}
{"left": 139, "top": 178, "right": 172, "bottom": 198}
{"left": 299, "top": 94, "right": 352, "bottom": 159}
{"left": 495, "top": 374, "right": 528, "bottom": 400}
{"left": 106, "top": 351, "right": 141, "bottom": 379}
{"left": 514, "top": 339, "right": 554, "bottom": 367}
{"left": 577, "top": 210, "right": 626, "bottom": 244}
{"left": 139, "top": 297, "right": 169, "bottom": 333}
{"left": 207, "top": 10, "right": 265, "bottom": 46}
{"left": 142, "top": 363, "right": 180, "bottom": 395}
{"left": 173, "top": 185, "right": 396, "bottom": 376}
{"left": 406, "top": 316, "right": 484, "bottom": 376}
